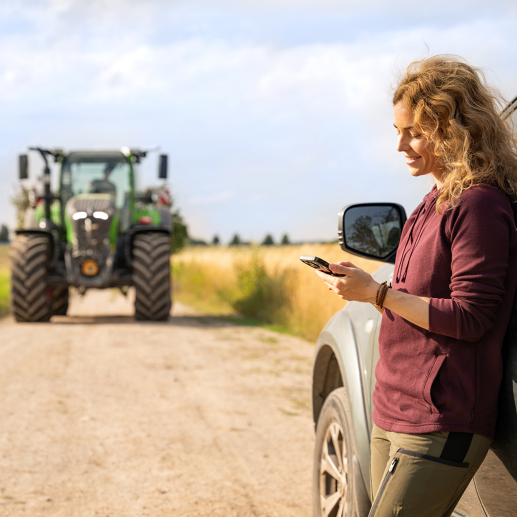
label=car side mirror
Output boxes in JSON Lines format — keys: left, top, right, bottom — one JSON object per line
{"left": 19, "top": 154, "right": 28, "bottom": 179}
{"left": 338, "top": 203, "right": 407, "bottom": 264}
{"left": 158, "top": 154, "right": 168, "bottom": 179}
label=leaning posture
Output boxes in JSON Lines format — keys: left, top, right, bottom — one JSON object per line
{"left": 317, "top": 56, "right": 517, "bottom": 516}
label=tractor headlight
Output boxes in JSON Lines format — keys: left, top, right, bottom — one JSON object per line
{"left": 93, "top": 211, "right": 109, "bottom": 220}
{"left": 72, "top": 211, "right": 87, "bottom": 220}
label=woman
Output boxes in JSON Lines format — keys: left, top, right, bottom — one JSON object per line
{"left": 317, "top": 56, "right": 517, "bottom": 517}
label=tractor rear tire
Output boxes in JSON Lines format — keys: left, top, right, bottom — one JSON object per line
{"left": 132, "top": 232, "right": 171, "bottom": 321}
{"left": 51, "top": 286, "right": 69, "bottom": 316}
{"left": 10, "top": 234, "right": 52, "bottom": 323}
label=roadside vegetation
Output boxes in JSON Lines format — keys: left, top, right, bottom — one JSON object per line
{"left": 172, "top": 244, "right": 382, "bottom": 342}
{"left": 0, "top": 239, "right": 382, "bottom": 339}
{"left": 0, "top": 245, "right": 10, "bottom": 316}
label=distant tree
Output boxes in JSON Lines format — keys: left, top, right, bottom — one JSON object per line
{"left": 11, "top": 186, "right": 31, "bottom": 229}
{"left": 262, "top": 234, "right": 275, "bottom": 246}
{"left": 280, "top": 234, "right": 290, "bottom": 245}
{"left": 188, "top": 237, "right": 208, "bottom": 246}
{"left": 0, "top": 225, "right": 9, "bottom": 243}
{"left": 229, "top": 234, "right": 242, "bottom": 246}
{"left": 171, "top": 210, "right": 189, "bottom": 254}
{"left": 212, "top": 235, "right": 220, "bottom": 246}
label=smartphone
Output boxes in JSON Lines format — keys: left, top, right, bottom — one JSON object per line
{"left": 299, "top": 255, "right": 345, "bottom": 277}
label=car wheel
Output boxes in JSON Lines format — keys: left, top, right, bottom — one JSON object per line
{"left": 313, "top": 388, "right": 356, "bottom": 517}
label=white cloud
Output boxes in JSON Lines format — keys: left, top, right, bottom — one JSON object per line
{"left": 1, "top": 1, "right": 517, "bottom": 240}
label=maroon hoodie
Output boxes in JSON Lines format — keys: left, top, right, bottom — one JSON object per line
{"left": 372, "top": 184, "right": 517, "bottom": 440}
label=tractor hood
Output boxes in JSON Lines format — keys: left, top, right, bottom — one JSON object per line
{"left": 66, "top": 194, "right": 115, "bottom": 251}
{"left": 65, "top": 194, "right": 116, "bottom": 285}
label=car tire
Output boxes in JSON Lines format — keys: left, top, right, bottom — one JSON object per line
{"left": 313, "top": 387, "right": 357, "bottom": 517}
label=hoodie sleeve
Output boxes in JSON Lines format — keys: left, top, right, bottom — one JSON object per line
{"left": 428, "top": 187, "right": 515, "bottom": 342}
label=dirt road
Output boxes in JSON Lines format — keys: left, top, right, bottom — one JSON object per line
{"left": 0, "top": 290, "right": 315, "bottom": 516}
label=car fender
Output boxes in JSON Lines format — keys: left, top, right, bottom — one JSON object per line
{"left": 312, "top": 264, "right": 394, "bottom": 496}
{"left": 313, "top": 307, "right": 371, "bottom": 492}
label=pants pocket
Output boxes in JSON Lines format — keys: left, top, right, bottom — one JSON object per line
{"left": 368, "top": 448, "right": 468, "bottom": 517}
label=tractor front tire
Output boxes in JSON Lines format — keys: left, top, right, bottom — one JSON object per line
{"left": 132, "top": 232, "right": 171, "bottom": 321}
{"left": 51, "top": 286, "right": 69, "bottom": 316}
{"left": 10, "top": 234, "right": 52, "bottom": 323}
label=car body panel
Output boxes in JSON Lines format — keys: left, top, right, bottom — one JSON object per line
{"left": 314, "top": 312, "right": 372, "bottom": 491}
{"left": 313, "top": 263, "right": 391, "bottom": 499}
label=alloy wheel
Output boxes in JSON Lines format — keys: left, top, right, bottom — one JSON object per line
{"left": 320, "top": 421, "right": 349, "bottom": 517}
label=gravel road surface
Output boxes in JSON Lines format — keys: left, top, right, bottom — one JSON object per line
{"left": 0, "top": 290, "right": 315, "bottom": 516}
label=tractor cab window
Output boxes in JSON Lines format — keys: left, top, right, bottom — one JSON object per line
{"left": 61, "top": 152, "right": 131, "bottom": 209}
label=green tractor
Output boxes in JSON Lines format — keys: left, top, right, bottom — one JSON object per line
{"left": 11, "top": 147, "right": 173, "bottom": 322}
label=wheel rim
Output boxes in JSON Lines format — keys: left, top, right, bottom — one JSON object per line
{"left": 320, "top": 421, "right": 348, "bottom": 517}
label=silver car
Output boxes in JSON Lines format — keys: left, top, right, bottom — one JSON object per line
{"left": 311, "top": 95, "right": 517, "bottom": 517}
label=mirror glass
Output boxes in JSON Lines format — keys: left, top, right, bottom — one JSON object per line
{"left": 19, "top": 154, "right": 28, "bottom": 179}
{"left": 344, "top": 205, "right": 402, "bottom": 259}
{"left": 159, "top": 154, "right": 168, "bottom": 179}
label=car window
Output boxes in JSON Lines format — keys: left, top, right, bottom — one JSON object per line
{"left": 510, "top": 104, "right": 517, "bottom": 132}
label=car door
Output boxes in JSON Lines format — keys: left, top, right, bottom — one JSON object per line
{"left": 465, "top": 95, "right": 517, "bottom": 517}
{"left": 473, "top": 290, "right": 517, "bottom": 516}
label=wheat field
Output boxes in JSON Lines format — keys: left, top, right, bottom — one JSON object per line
{"left": 0, "top": 242, "right": 383, "bottom": 340}
{"left": 173, "top": 244, "right": 383, "bottom": 342}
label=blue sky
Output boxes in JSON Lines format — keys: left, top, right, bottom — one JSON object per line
{"left": 1, "top": 0, "right": 517, "bottom": 243}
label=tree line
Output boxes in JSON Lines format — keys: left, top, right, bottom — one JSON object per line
{"left": 189, "top": 233, "right": 292, "bottom": 247}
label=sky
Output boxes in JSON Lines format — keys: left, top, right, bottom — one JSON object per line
{"left": 1, "top": 0, "right": 517, "bottom": 243}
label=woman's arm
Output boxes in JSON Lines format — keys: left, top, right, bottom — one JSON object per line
{"left": 316, "top": 261, "right": 430, "bottom": 330}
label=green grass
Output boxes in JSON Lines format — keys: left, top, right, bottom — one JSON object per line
{"left": 172, "top": 250, "right": 297, "bottom": 335}
{"left": 0, "top": 244, "right": 9, "bottom": 316}
{"left": 217, "top": 315, "right": 294, "bottom": 336}
{"left": 172, "top": 260, "right": 236, "bottom": 315}
{"left": 0, "top": 269, "right": 9, "bottom": 317}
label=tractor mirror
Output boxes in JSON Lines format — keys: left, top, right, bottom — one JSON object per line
{"left": 19, "top": 154, "right": 29, "bottom": 179}
{"left": 159, "top": 154, "right": 168, "bottom": 179}
{"left": 338, "top": 203, "right": 407, "bottom": 264}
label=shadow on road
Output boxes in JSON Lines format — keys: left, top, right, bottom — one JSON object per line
{"left": 50, "top": 314, "right": 249, "bottom": 329}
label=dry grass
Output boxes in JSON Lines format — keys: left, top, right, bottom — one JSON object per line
{"left": 172, "top": 245, "right": 382, "bottom": 342}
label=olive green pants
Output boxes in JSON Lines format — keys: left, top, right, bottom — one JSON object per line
{"left": 369, "top": 424, "right": 491, "bottom": 517}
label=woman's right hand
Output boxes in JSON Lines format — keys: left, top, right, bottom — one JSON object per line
{"left": 316, "top": 261, "right": 379, "bottom": 304}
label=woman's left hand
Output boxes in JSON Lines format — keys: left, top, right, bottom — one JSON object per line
{"left": 316, "top": 261, "right": 379, "bottom": 304}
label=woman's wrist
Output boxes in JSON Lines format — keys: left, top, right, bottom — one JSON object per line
{"left": 370, "top": 282, "right": 381, "bottom": 305}
{"left": 372, "top": 281, "right": 391, "bottom": 308}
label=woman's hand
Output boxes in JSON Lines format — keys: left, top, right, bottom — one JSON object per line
{"left": 316, "top": 260, "right": 431, "bottom": 329}
{"left": 315, "top": 261, "right": 379, "bottom": 304}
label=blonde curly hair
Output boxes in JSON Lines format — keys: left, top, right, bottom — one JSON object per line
{"left": 393, "top": 55, "right": 517, "bottom": 213}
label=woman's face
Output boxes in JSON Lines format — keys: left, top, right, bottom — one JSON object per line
{"left": 393, "top": 102, "right": 441, "bottom": 186}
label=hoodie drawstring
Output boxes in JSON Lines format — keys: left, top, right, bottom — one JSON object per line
{"left": 395, "top": 195, "right": 437, "bottom": 284}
